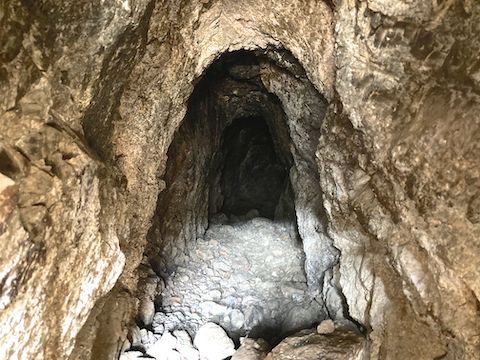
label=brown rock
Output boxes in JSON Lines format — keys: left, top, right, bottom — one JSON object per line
{"left": 0, "top": 173, "right": 17, "bottom": 234}
{"left": 232, "top": 338, "right": 270, "bottom": 360}
{"left": 266, "top": 329, "right": 366, "bottom": 360}
{"left": 317, "top": 319, "right": 335, "bottom": 335}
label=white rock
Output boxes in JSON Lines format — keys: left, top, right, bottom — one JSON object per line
{"left": 206, "top": 290, "right": 222, "bottom": 301}
{"left": 317, "top": 319, "right": 335, "bottom": 334}
{"left": 173, "top": 330, "right": 200, "bottom": 360}
{"left": 166, "top": 350, "right": 182, "bottom": 360}
{"left": 148, "top": 331, "right": 177, "bottom": 359}
{"left": 199, "top": 301, "right": 227, "bottom": 317}
{"left": 151, "top": 349, "right": 183, "bottom": 360}
{"left": 229, "top": 309, "right": 245, "bottom": 330}
{"left": 119, "top": 351, "right": 144, "bottom": 360}
{"left": 141, "top": 328, "right": 159, "bottom": 349}
{"left": 193, "top": 323, "right": 235, "bottom": 360}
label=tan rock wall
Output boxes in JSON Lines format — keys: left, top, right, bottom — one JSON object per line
{"left": 319, "top": 0, "right": 480, "bottom": 358}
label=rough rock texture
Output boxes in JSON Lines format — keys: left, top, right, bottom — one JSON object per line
{"left": 265, "top": 328, "right": 366, "bottom": 360}
{"left": 317, "top": 1, "right": 480, "bottom": 358}
{"left": 153, "top": 216, "right": 322, "bottom": 342}
{"left": 193, "top": 322, "right": 235, "bottom": 360}
{"left": 1, "top": 0, "right": 479, "bottom": 359}
{"left": 231, "top": 338, "right": 270, "bottom": 360}
{"left": 0, "top": 1, "right": 152, "bottom": 359}
{"left": 317, "top": 319, "right": 335, "bottom": 335}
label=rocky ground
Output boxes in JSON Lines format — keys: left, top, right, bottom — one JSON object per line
{"left": 121, "top": 320, "right": 365, "bottom": 360}
{"left": 122, "top": 213, "right": 332, "bottom": 358}
{"left": 154, "top": 214, "right": 325, "bottom": 342}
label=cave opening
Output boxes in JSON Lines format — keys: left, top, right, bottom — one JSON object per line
{"left": 131, "top": 49, "right": 344, "bottom": 355}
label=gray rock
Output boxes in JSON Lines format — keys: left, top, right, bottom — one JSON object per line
{"left": 140, "top": 299, "right": 155, "bottom": 327}
{"left": 199, "top": 301, "right": 228, "bottom": 318}
{"left": 245, "top": 209, "right": 260, "bottom": 220}
{"left": 243, "top": 306, "right": 264, "bottom": 330}
{"left": 130, "top": 325, "right": 143, "bottom": 349}
{"left": 228, "top": 309, "right": 245, "bottom": 330}
{"left": 173, "top": 330, "right": 200, "bottom": 360}
{"left": 140, "top": 328, "right": 159, "bottom": 349}
{"left": 153, "top": 217, "right": 317, "bottom": 340}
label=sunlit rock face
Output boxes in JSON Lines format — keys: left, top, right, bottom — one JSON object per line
{"left": 0, "top": 0, "right": 479, "bottom": 359}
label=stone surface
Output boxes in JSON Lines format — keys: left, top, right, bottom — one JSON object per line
{"left": 0, "top": 1, "right": 149, "bottom": 358}
{"left": 318, "top": 1, "right": 480, "bottom": 358}
{"left": 147, "top": 331, "right": 177, "bottom": 358}
{"left": 119, "top": 351, "right": 144, "bottom": 360}
{"left": 140, "top": 328, "right": 159, "bottom": 350}
{"left": 193, "top": 323, "right": 235, "bottom": 360}
{"left": 0, "top": 173, "right": 17, "bottom": 232}
{"left": 154, "top": 216, "right": 324, "bottom": 342}
{"left": 138, "top": 273, "right": 159, "bottom": 326}
{"left": 122, "top": 329, "right": 199, "bottom": 360}
{"left": 173, "top": 330, "right": 200, "bottom": 360}
{"left": 316, "top": 319, "right": 335, "bottom": 335}
{"left": 231, "top": 338, "right": 269, "bottom": 360}
{"left": 0, "top": 0, "right": 478, "bottom": 359}
{"left": 265, "top": 328, "right": 366, "bottom": 360}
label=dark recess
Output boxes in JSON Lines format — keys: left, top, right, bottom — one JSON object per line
{"left": 217, "top": 116, "right": 288, "bottom": 219}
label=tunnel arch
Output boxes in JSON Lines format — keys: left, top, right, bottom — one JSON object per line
{"left": 139, "top": 48, "right": 344, "bottom": 344}
{"left": 64, "top": 2, "right": 345, "bottom": 359}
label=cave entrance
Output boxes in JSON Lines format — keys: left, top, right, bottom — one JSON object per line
{"left": 211, "top": 115, "right": 288, "bottom": 220}
{"left": 131, "top": 50, "right": 340, "bottom": 355}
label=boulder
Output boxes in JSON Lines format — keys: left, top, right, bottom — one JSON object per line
{"left": 193, "top": 323, "right": 235, "bottom": 360}
{"left": 231, "top": 338, "right": 269, "bottom": 360}
{"left": 265, "top": 328, "right": 366, "bottom": 360}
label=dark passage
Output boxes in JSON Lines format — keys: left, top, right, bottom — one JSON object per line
{"left": 142, "top": 50, "right": 328, "bottom": 350}
{"left": 217, "top": 116, "right": 288, "bottom": 219}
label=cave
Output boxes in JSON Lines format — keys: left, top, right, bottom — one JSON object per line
{"left": 141, "top": 51, "right": 338, "bottom": 348}
{"left": 1, "top": 1, "right": 479, "bottom": 360}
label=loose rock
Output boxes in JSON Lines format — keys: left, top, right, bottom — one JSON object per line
{"left": 317, "top": 319, "right": 335, "bottom": 334}
{"left": 193, "top": 323, "right": 235, "bottom": 360}
{"left": 231, "top": 338, "right": 270, "bottom": 360}
{"left": 119, "top": 351, "right": 145, "bottom": 360}
{"left": 148, "top": 331, "right": 177, "bottom": 359}
{"left": 266, "top": 328, "right": 366, "bottom": 359}
{"left": 174, "top": 330, "right": 200, "bottom": 360}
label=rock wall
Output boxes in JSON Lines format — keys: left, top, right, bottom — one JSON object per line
{"left": 0, "top": 0, "right": 479, "bottom": 359}
{"left": 318, "top": 1, "right": 480, "bottom": 358}
{"left": 0, "top": 1, "right": 152, "bottom": 359}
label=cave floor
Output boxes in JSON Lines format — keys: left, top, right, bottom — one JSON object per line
{"left": 153, "top": 216, "right": 325, "bottom": 343}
